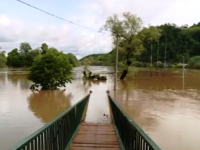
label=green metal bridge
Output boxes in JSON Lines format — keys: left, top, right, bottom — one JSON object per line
{"left": 12, "top": 91, "right": 162, "bottom": 150}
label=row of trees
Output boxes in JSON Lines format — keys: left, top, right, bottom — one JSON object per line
{"left": 0, "top": 42, "right": 79, "bottom": 68}
{"left": 100, "top": 12, "right": 200, "bottom": 78}
{"left": 138, "top": 23, "right": 200, "bottom": 64}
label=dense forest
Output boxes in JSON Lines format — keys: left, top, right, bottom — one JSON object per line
{"left": 81, "top": 22, "right": 200, "bottom": 69}
{"left": 0, "top": 43, "right": 79, "bottom": 68}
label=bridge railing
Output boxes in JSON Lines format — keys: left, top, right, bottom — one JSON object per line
{"left": 107, "top": 93, "right": 162, "bottom": 150}
{"left": 12, "top": 93, "right": 91, "bottom": 150}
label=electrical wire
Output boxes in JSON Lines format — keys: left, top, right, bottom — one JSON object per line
{"left": 16, "top": 0, "right": 100, "bottom": 32}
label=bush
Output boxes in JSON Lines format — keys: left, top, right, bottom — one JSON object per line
{"left": 153, "top": 61, "right": 164, "bottom": 68}
{"left": 189, "top": 56, "right": 200, "bottom": 69}
{"left": 176, "top": 63, "right": 183, "bottom": 68}
{"left": 143, "top": 62, "right": 149, "bottom": 67}
{"left": 132, "top": 61, "right": 143, "bottom": 67}
{"left": 29, "top": 49, "right": 72, "bottom": 90}
{"left": 167, "top": 64, "right": 174, "bottom": 68}
{"left": 195, "top": 62, "right": 200, "bottom": 69}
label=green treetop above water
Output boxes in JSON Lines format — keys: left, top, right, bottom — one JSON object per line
{"left": 28, "top": 49, "right": 72, "bottom": 90}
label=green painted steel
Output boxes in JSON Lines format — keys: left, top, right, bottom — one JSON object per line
{"left": 12, "top": 94, "right": 90, "bottom": 150}
{"left": 108, "top": 93, "right": 162, "bottom": 150}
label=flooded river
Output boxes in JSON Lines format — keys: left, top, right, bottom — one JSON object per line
{"left": 0, "top": 66, "right": 200, "bottom": 150}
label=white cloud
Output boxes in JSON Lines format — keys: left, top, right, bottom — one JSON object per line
{"left": 0, "top": 14, "right": 112, "bottom": 58}
{"left": 0, "top": 14, "right": 10, "bottom": 26}
{"left": 0, "top": 0, "right": 200, "bottom": 58}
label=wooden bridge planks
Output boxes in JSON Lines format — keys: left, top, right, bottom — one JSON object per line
{"left": 70, "top": 123, "right": 120, "bottom": 150}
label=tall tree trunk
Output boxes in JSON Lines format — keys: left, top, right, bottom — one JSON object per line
{"left": 119, "top": 38, "right": 132, "bottom": 80}
{"left": 120, "top": 69, "right": 128, "bottom": 80}
{"left": 120, "top": 60, "right": 131, "bottom": 80}
{"left": 114, "top": 36, "right": 119, "bottom": 90}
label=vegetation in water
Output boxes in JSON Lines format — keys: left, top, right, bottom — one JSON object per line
{"left": 188, "top": 56, "right": 200, "bottom": 69}
{"left": 83, "top": 67, "right": 107, "bottom": 80}
{"left": 1, "top": 12, "right": 200, "bottom": 75}
{"left": 28, "top": 49, "right": 72, "bottom": 90}
{"left": 81, "top": 15, "right": 200, "bottom": 72}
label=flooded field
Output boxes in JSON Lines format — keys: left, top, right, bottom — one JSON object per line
{"left": 0, "top": 67, "right": 200, "bottom": 150}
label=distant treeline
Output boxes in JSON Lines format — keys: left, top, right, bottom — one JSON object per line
{"left": 80, "top": 23, "right": 200, "bottom": 69}
{"left": 0, "top": 43, "right": 79, "bottom": 68}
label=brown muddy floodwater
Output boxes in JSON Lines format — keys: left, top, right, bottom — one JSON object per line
{"left": 0, "top": 66, "right": 200, "bottom": 150}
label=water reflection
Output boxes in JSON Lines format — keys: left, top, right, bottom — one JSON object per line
{"left": 28, "top": 90, "right": 71, "bottom": 123}
{"left": 7, "top": 73, "right": 31, "bottom": 89}
{"left": 1, "top": 67, "right": 200, "bottom": 150}
{"left": 125, "top": 68, "right": 200, "bottom": 91}
{"left": 112, "top": 68, "right": 200, "bottom": 150}
{"left": 82, "top": 79, "right": 106, "bottom": 92}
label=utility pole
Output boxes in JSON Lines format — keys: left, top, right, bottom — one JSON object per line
{"left": 151, "top": 43, "right": 153, "bottom": 68}
{"left": 157, "top": 37, "right": 159, "bottom": 68}
{"left": 164, "top": 38, "right": 167, "bottom": 67}
{"left": 182, "top": 56, "right": 185, "bottom": 90}
{"left": 114, "top": 36, "right": 119, "bottom": 90}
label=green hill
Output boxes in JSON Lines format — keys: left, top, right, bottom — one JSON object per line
{"left": 80, "top": 51, "right": 114, "bottom": 66}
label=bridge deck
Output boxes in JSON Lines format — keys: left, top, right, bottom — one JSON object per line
{"left": 70, "top": 123, "right": 120, "bottom": 150}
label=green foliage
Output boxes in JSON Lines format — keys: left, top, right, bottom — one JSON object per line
{"left": 7, "top": 46, "right": 40, "bottom": 67}
{"left": 26, "top": 49, "right": 41, "bottom": 66}
{"left": 66, "top": 53, "right": 79, "bottom": 67}
{"left": 41, "top": 43, "right": 48, "bottom": 54}
{"left": 88, "top": 21, "right": 200, "bottom": 69}
{"left": 189, "top": 56, "right": 200, "bottom": 69}
{"left": 103, "top": 12, "right": 144, "bottom": 67}
{"left": 6, "top": 42, "right": 78, "bottom": 68}
{"left": 153, "top": 61, "right": 164, "bottom": 68}
{"left": 0, "top": 51, "right": 6, "bottom": 68}
{"left": 20, "top": 42, "right": 32, "bottom": 54}
{"left": 7, "top": 48, "right": 23, "bottom": 67}
{"left": 28, "top": 49, "right": 72, "bottom": 90}
{"left": 143, "top": 62, "right": 149, "bottom": 67}
{"left": 139, "top": 23, "right": 200, "bottom": 64}
{"left": 132, "top": 61, "right": 143, "bottom": 67}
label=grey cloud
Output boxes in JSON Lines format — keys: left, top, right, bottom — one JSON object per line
{"left": 0, "top": 36, "right": 14, "bottom": 42}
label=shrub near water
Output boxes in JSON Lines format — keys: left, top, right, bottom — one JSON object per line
{"left": 189, "top": 56, "right": 200, "bottom": 69}
{"left": 28, "top": 49, "right": 72, "bottom": 90}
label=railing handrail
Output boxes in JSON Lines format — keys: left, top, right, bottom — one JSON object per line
{"left": 107, "top": 93, "right": 162, "bottom": 150}
{"left": 12, "top": 93, "right": 91, "bottom": 149}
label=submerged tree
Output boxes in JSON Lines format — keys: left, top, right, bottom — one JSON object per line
{"left": 28, "top": 49, "right": 72, "bottom": 90}
{"left": 102, "top": 12, "right": 144, "bottom": 79}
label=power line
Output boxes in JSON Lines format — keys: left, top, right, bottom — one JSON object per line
{"left": 16, "top": 0, "right": 100, "bottom": 32}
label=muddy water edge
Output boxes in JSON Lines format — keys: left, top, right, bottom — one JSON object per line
{"left": 0, "top": 67, "right": 200, "bottom": 150}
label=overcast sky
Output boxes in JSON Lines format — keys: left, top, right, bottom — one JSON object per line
{"left": 0, "top": 0, "right": 199, "bottom": 58}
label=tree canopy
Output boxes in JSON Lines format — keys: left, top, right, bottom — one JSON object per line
{"left": 102, "top": 12, "right": 144, "bottom": 79}
{"left": 0, "top": 50, "right": 6, "bottom": 68}
{"left": 66, "top": 53, "right": 79, "bottom": 67}
{"left": 28, "top": 49, "right": 72, "bottom": 90}
{"left": 5, "top": 42, "right": 78, "bottom": 68}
